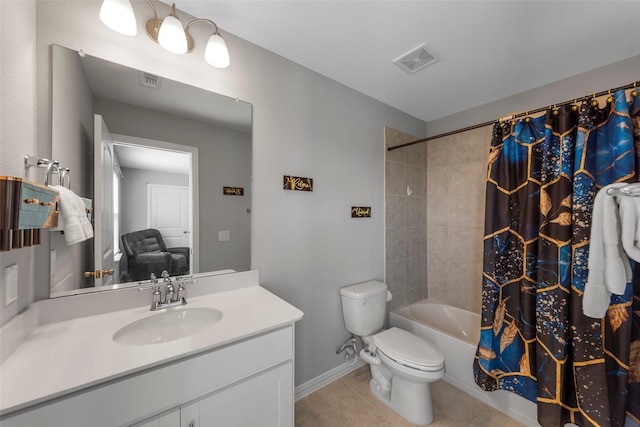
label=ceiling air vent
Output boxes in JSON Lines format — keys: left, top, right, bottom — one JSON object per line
{"left": 393, "top": 43, "right": 439, "bottom": 74}
{"left": 138, "top": 72, "right": 162, "bottom": 90}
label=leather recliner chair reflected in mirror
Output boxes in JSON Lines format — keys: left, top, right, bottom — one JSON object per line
{"left": 120, "top": 228, "right": 190, "bottom": 281}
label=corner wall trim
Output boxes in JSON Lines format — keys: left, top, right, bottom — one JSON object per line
{"left": 294, "top": 360, "right": 366, "bottom": 401}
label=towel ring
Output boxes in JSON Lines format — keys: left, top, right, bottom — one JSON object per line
{"left": 44, "top": 161, "right": 61, "bottom": 187}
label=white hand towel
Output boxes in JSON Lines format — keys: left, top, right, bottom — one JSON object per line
{"left": 583, "top": 184, "right": 632, "bottom": 318}
{"left": 618, "top": 194, "right": 640, "bottom": 262}
{"left": 51, "top": 185, "right": 94, "bottom": 245}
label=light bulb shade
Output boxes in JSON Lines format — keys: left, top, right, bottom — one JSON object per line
{"left": 99, "top": 0, "right": 137, "bottom": 36}
{"left": 205, "top": 34, "right": 230, "bottom": 68}
{"left": 158, "top": 15, "right": 188, "bottom": 54}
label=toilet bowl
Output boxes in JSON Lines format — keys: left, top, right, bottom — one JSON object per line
{"left": 340, "top": 281, "right": 446, "bottom": 425}
{"left": 361, "top": 327, "right": 445, "bottom": 425}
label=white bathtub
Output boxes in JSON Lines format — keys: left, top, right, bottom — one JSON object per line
{"left": 391, "top": 300, "right": 538, "bottom": 426}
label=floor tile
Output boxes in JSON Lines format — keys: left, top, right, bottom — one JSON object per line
{"left": 295, "top": 366, "right": 525, "bottom": 427}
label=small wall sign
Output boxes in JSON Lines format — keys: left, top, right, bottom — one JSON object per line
{"left": 223, "top": 187, "right": 244, "bottom": 196}
{"left": 283, "top": 175, "right": 313, "bottom": 192}
{"left": 351, "top": 206, "right": 371, "bottom": 218}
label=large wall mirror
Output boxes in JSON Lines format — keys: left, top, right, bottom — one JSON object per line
{"left": 50, "top": 45, "right": 252, "bottom": 298}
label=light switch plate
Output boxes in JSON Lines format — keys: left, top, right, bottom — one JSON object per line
{"left": 219, "top": 230, "right": 230, "bottom": 242}
{"left": 4, "top": 264, "right": 18, "bottom": 306}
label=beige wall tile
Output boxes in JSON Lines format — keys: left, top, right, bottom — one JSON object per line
{"left": 386, "top": 227, "right": 406, "bottom": 262}
{"left": 406, "top": 226, "right": 425, "bottom": 258}
{"left": 406, "top": 142, "right": 423, "bottom": 167}
{"left": 448, "top": 259, "right": 483, "bottom": 313}
{"left": 426, "top": 138, "right": 450, "bottom": 167}
{"left": 448, "top": 161, "right": 486, "bottom": 195}
{"left": 426, "top": 226, "right": 449, "bottom": 285}
{"left": 448, "top": 227, "right": 484, "bottom": 265}
{"left": 427, "top": 166, "right": 449, "bottom": 198}
{"left": 426, "top": 194, "right": 448, "bottom": 227}
{"left": 449, "top": 193, "right": 485, "bottom": 229}
{"left": 385, "top": 127, "right": 417, "bottom": 149}
{"left": 407, "top": 256, "right": 427, "bottom": 288}
{"left": 449, "top": 126, "right": 492, "bottom": 165}
{"left": 406, "top": 197, "right": 426, "bottom": 227}
{"left": 386, "top": 194, "right": 406, "bottom": 228}
{"left": 386, "top": 161, "right": 406, "bottom": 195}
{"left": 386, "top": 259, "right": 407, "bottom": 294}
{"left": 406, "top": 166, "right": 425, "bottom": 199}
{"left": 386, "top": 144, "right": 406, "bottom": 164}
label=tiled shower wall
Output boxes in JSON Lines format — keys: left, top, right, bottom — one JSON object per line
{"left": 385, "top": 125, "right": 492, "bottom": 315}
{"left": 425, "top": 126, "right": 492, "bottom": 314}
{"left": 384, "top": 128, "right": 427, "bottom": 313}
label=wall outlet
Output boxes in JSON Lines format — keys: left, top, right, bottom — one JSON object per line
{"left": 218, "top": 230, "right": 230, "bottom": 242}
{"left": 4, "top": 264, "right": 18, "bottom": 306}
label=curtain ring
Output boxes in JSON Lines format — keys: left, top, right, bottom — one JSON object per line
{"left": 571, "top": 99, "right": 579, "bottom": 111}
{"left": 606, "top": 89, "right": 614, "bottom": 104}
{"left": 590, "top": 93, "right": 599, "bottom": 107}
{"left": 524, "top": 111, "right": 531, "bottom": 122}
{"left": 632, "top": 81, "right": 639, "bottom": 98}
{"left": 552, "top": 104, "right": 559, "bottom": 115}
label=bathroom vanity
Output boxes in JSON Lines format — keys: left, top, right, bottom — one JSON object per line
{"left": 0, "top": 270, "right": 303, "bottom": 427}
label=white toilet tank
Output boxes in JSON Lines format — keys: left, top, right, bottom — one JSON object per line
{"left": 340, "top": 281, "right": 390, "bottom": 336}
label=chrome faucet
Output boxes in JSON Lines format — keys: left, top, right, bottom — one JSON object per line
{"left": 140, "top": 271, "right": 192, "bottom": 311}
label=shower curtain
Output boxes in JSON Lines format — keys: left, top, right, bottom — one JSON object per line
{"left": 473, "top": 89, "right": 640, "bottom": 427}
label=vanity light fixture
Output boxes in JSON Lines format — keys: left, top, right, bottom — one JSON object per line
{"left": 99, "top": 0, "right": 231, "bottom": 68}
{"left": 99, "top": 0, "right": 137, "bottom": 36}
{"left": 155, "top": 3, "right": 188, "bottom": 54}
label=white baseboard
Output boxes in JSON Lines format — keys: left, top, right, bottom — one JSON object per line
{"left": 295, "top": 359, "right": 366, "bottom": 401}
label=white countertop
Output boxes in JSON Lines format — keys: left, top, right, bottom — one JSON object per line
{"left": 0, "top": 281, "right": 303, "bottom": 415}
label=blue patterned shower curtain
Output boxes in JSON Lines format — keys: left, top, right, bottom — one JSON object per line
{"left": 473, "top": 90, "right": 640, "bottom": 427}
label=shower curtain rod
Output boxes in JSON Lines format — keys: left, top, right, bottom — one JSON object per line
{"left": 388, "top": 80, "right": 640, "bottom": 152}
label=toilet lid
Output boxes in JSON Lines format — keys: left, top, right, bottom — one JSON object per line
{"left": 373, "top": 327, "right": 444, "bottom": 371}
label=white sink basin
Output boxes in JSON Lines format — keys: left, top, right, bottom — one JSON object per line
{"left": 113, "top": 307, "right": 223, "bottom": 346}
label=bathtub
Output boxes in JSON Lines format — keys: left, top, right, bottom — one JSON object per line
{"left": 391, "top": 300, "right": 538, "bottom": 426}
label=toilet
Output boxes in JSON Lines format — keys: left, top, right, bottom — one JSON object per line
{"left": 340, "top": 281, "right": 445, "bottom": 425}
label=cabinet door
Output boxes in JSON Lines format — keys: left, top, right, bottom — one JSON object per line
{"left": 134, "top": 408, "right": 180, "bottom": 427}
{"left": 181, "top": 363, "right": 293, "bottom": 427}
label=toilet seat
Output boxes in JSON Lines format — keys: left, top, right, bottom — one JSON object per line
{"left": 373, "top": 327, "right": 445, "bottom": 372}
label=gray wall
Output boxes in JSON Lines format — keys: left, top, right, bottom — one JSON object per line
{"left": 49, "top": 43, "right": 93, "bottom": 293}
{"left": 0, "top": 1, "right": 41, "bottom": 324}
{"left": 2, "top": 0, "right": 426, "bottom": 388}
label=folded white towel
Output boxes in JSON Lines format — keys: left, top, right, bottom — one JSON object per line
{"left": 618, "top": 194, "right": 640, "bottom": 262}
{"left": 583, "top": 184, "right": 632, "bottom": 319}
{"left": 51, "top": 185, "right": 94, "bottom": 245}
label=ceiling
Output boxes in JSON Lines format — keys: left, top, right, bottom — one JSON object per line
{"left": 175, "top": 1, "right": 640, "bottom": 123}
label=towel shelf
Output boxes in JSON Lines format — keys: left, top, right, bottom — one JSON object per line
{"left": 0, "top": 176, "right": 59, "bottom": 251}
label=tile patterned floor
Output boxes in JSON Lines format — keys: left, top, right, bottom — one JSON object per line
{"left": 295, "top": 365, "right": 526, "bottom": 427}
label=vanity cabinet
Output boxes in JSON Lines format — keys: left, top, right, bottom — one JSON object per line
{"left": 179, "top": 362, "right": 292, "bottom": 427}
{"left": 2, "top": 326, "right": 295, "bottom": 427}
